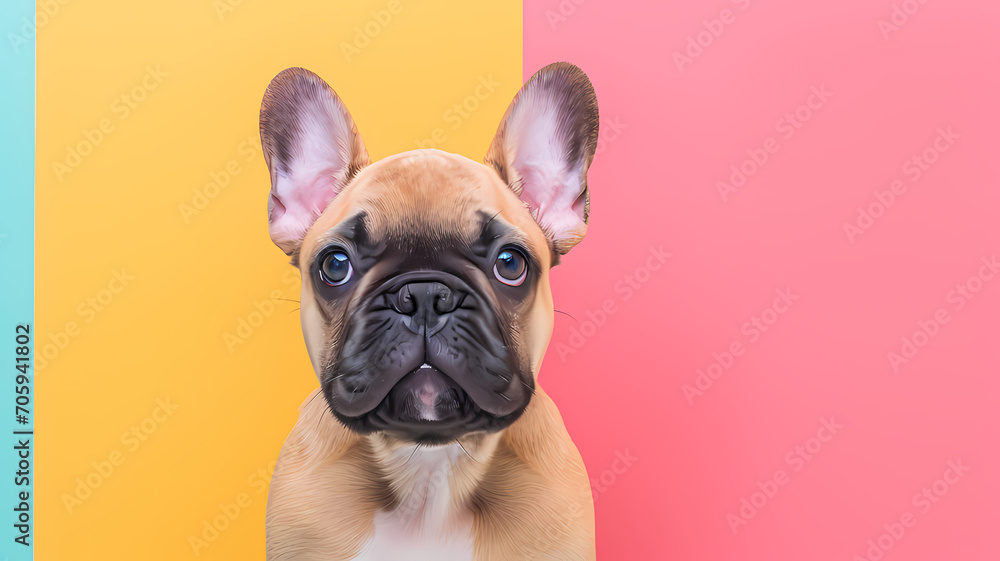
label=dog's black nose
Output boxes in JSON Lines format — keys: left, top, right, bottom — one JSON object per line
{"left": 386, "top": 281, "right": 465, "bottom": 334}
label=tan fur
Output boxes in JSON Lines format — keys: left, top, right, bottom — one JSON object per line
{"left": 300, "top": 150, "right": 552, "bottom": 267}
{"left": 266, "top": 150, "right": 594, "bottom": 560}
{"left": 267, "top": 387, "right": 594, "bottom": 560}
{"left": 263, "top": 62, "right": 601, "bottom": 559}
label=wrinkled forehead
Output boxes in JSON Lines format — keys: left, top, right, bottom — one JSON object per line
{"left": 300, "top": 151, "right": 550, "bottom": 265}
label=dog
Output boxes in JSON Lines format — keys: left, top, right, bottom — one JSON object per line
{"left": 259, "top": 62, "right": 600, "bottom": 560}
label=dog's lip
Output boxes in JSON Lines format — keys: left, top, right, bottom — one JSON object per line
{"left": 335, "top": 362, "right": 456, "bottom": 415}
{"left": 397, "top": 363, "right": 453, "bottom": 405}
{"left": 393, "top": 362, "right": 462, "bottom": 411}
{"left": 329, "top": 362, "right": 532, "bottom": 443}
{"left": 370, "top": 364, "right": 480, "bottom": 435}
{"left": 332, "top": 353, "right": 527, "bottom": 418}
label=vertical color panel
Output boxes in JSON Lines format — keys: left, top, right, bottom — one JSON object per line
{"left": 1, "top": 0, "right": 35, "bottom": 558}
{"left": 525, "top": 0, "right": 1000, "bottom": 559}
{"left": 36, "top": 2, "right": 520, "bottom": 559}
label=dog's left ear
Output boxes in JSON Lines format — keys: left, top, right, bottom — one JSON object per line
{"left": 485, "top": 62, "right": 599, "bottom": 254}
{"left": 260, "top": 67, "right": 370, "bottom": 255}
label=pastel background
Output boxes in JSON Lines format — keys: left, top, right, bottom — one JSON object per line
{"left": 33, "top": 1, "right": 999, "bottom": 560}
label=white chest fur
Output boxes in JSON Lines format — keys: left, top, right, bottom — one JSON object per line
{"left": 352, "top": 444, "right": 475, "bottom": 561}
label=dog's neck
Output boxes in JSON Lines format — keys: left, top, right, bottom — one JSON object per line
{"left": 367, "top": 432, "right": 500, "bottom": 535}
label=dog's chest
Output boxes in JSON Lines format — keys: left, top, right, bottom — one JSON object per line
{"left": 353, "top": 444, "right": 475, "bottom": 561}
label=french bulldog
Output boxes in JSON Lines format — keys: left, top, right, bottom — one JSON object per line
{"left": 260, "top": 62, "right": 599, "bottom": 560}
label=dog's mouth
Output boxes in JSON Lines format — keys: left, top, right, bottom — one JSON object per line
{"left": 330, "top": 362, "right": 526, "bottom": 445}
{"left": 366, "top": 364, "right": 484, "bottom": 444}
{"left": 384, "top": 364, "right": 467, "bottom": 422}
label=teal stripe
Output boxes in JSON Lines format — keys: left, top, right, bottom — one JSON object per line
{"left": 0, "top": 0, "right": 35, "bottom": 558}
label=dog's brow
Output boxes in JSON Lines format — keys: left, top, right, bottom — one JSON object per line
{"left": 478, "top": 210, "right": 502, "bottom": 240}
{"left": 475, "top": 210, "right": 516, "bottom": 246}
{"left": 471, "top": 210, "right": 535, "bottom": 264}
{"left": 311, "top": 211, "right": 370, "bottom": 260}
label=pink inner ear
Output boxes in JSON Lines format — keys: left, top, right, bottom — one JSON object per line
{"left": 268, "top": 172, "right": 342, "bottom": 253}
{"left": 267, "top": 96, "right": 355, "bottom": 253}
{"left": 517, "top": 159, "right": 588, "bottom": 243}
{"left": 506, "top": 95, "right": 588, "bottom": 243}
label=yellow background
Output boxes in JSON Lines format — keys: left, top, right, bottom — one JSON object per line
{"left": 36, "top": 1, "right": 521, "bottom": 558}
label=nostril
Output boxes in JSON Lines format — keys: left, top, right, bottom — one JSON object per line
{"left": 386, "top": 281, "right": 466, "bottom": 317}
{"left": 388, "top": 284, "right": 417, "bottom": 315}
{"left": 433, "top": 287, "right": 462, "bottom": 314}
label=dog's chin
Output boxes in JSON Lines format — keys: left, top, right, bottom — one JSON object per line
{"left": 329, "top": 365, "right": 529, "bottom": 446}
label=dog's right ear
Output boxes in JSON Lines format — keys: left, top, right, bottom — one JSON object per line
{"left": 260, "top": 68, "right": 370, "bottom": 256}
{"left": 485, "top": 62, "right": 599, "bottom": 255}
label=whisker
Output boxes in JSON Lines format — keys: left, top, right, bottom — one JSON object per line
{"left": 270, "top": 297, "right": 301, "bottom": 303}
{"left": 404, "top": 443, "right": 422, "bottom": 466}
{"left": 554, "top": 309, "right": 577, "bottom": 322}
{"left": 456, "top": 440, "right": 480, "bottom": 464}
{"left": 478, "top": 210, "right": 503, "bottom": 240}
{"left": 519, "top": 379, "right": 537, "bottom": 396}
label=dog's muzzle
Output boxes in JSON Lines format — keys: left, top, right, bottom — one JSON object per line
{"left": 323, "top": 271, "right": 532, "bottom": 442}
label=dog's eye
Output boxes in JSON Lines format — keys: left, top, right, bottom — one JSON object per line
{"left": 320, "top": 251, "right": 353, "bottom": 286}
{"left": 493, "top": 248, "right": 527, "bottom": 286}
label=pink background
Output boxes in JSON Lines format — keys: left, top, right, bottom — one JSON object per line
{"left": 526, "top": 0, "right": 1000, "bottom": 559}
